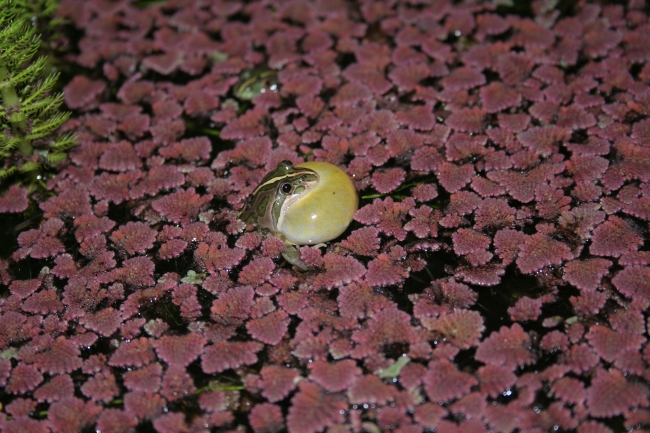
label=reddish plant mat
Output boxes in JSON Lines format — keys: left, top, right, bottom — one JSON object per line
{"left": 0, "top": 1, "right": 649, "bottom": 432}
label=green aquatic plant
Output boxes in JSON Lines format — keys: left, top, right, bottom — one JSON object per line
{"left": 0, "top": 0, "right": 75, "bottom": 195}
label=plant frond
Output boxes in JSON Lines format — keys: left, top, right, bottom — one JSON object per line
{"left": 20, "top": 73, "right": 58, "bottom": 106}
{"left": 50, "top": 132, "right": 77, "bottom": 152}
{"left": 26, "top": 112, "right": 70, "bottom": 140}
{"left": 0, "top": 24, "right": 38, "bottom": 65}
{"left": 19, "top": 161, "right": 40, "bottom": 173}
{"left": 9, "top": 111, "right": 27, "bottom": 124}
{"left": 0, "top": 136, "right": 22, "bottom": 151}
{"left": 8, "top": 55, "right": 46, "bottom": 88}
{"left": 46, "top": 152, "right": 66, "bottom": 165}
{"left": 0, "top": 166, "right": 17, "bottom": 178}
{"left": 21, "top": 93, "right": 64, "bottom": 116}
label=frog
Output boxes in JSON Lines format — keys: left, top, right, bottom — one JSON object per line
{"left": 233, "top": 69, "right": 278, "bottom": 101}
{"left": 239, "top": 160, "right": 358, "bottom": 270}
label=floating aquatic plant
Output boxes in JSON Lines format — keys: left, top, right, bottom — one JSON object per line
{"left": 0, "top": 0, "right": 649, "bottom": 432}
{"left": 0, "top": 0, "right": 74, "bottom": 208}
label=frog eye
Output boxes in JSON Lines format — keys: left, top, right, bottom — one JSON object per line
{"left": 280, "top": 182, "right": 293, "bottom": 195}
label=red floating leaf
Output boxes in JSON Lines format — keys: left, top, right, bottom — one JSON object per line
{"left": 309, "top": 359, "right": 361, "bottom": 393}
{"left": 535, "top": 183, "right": 571, "bottom": 218}
{"left": 143, "top": 49, "right": 184, "bottom": 75}
{"left": 342, "top": 63, "right": 392, "bottom": 95}
{"left": 210, "top": 286, "right": 255, "bottom": 326}
{"left": 340, "top": 227, "right": 381, "bottom": 256}
{"left": 201, "top": 341, "right": 262, "bottom": 374}
{"left": 99, "top": 141, "right": 141, "bottom": 172}
{"left": 330, "top": 82, "right": 373, "bottom": 107}
{"left": 452, "top": 228, "right": 491, "bottom": 255}
{"left": 396, "top": 106, "right": 436, "bottom": 131}
{"left": 337, "top": 281, "right": 395, "bottom": 320}
{"left": 40, "top": 185, "right": 92, "bottom": 219}
{"left": 551, "top": 376, "right": 586, "bottom": 405}
{"left": 508, "top": 296, "right": 542, "bottom": 322}
{"left": 34, "top": 374, "right": 74, "bottom": 403}
{"left": 64, "top": 75, "right": 106, "bottom": 109}
{"left": 559, "top": 344, "right": 599, "bottom": 373}
{"left": 388, "top": 63, "right": 430, "bottom": 91}
{"left": 109, "top": 337, "right": 156, "bottom": 368}
{"left": 195, "top": 242, "right": 246, "bottom": 273}
{"left": 474, "top": 198, "right": 515, "bottom": 230}
{"left": 6, "top": 363, "right": 43, "bottom": 394}
{"left": 475, "top": 323, "right": 535, "bottom": 370}
{"left": 413, "top": 402, "right": 447, "bottom": 430}
{"left": 249, "top": 403, "right": 284, "bottom": 433}
{"left": 247, "top": 310, "right": 290, "bottom": 345}
{"left": 412, "top": 183, "right": 438, "bottom": 202}
{"left": 423, "top": 360, "right": 478, "bottom": 403}
{"left": 124, "top": 391, "right": 165, "bottom": 421}
{"left": 88, "top": 172, "right": 140, "bottom": 204}
{"left": 386, "top": 129, "right": 426, "bottom": 158}
{"left": 34, "top": 337, "right": 82, "bottom": 375}
{"left": 586, "top": 325, "right": 645, "bottom": 363}
{"left": 286, "top": 381, "right": 347, "bottom": 433}
{"left": 516, "top": 234, "right": 573, "bottom": 274}
{"left": 131, "top": 166, "right": 185, "bottom": 198}
{"left": 47, "top": 397, "right": 101, "bottom": 433}
{"left": 445, "top": 107, "right": 486, "bottom": 133}
{"left": 154, "top": 333, "right": 207, "bottom": 367}
{"left": 152, "top": 412, "right": 189, "bottom": 433}
{"left": 497, "top": 52, "right": 535, "bottom": 86}
{"left": 440, "top": 67, "right": 486, "bottom": 91}
{"left": 437, "top": 163, "right": 475, "bottom": 193}
{"left": 517, "top": 126, "right": 571, "bottom": 157}
{"left": 612, "top": 266, "right": 650, "bottom": 305}
{"left": 123, "top": 363, "right": 163, "bottom": 393}
{"left": 0, "top": 185, "right": 29, "bottom": 213}
{"left": 158, "top": 239, "right": 188, "bottom": 260}
{"left": 590, "top": 216, "right": 643, "bottom": 257}
{"left": 118, "top": 113, "right": 150, "bottom": 139}
{"left": 586, "top": 369, "right": 648, "bottom": 418}
{"left": 313, "top": 254, "right": 366, "bottom": 289}
{"left": 563, "top": 258, "right": 612, "bottom": 291}
{"left": 2, "top": 417, "right": 49, "bottom": 433}
{"left": 480, "top": 82, "right": 520, "bottom": 113}
{"left": 365, "top": 254, "right": 409, "bottom": 288}
{"left": 352, "top": 307, "right": 417, "bottom": 350}
{"left": 95, "top": 409, "right": 138, "bottom": 433}
{"left": 81, "top": 307, "right": 121, "bottom": 337}
{"left": 81, "top": 370, "right": 119, "bottom": 402}
{"left": 477, "top": 365, "right": 517, "bottom": 399}
{"left": 355, "top": 197, "right": 415, "bottom": 241}
{"left": 116, "top": 81, "right": 154, "bottom": 105}
{"left": 9, "top": 279, "right": 41, "bottom": 299}
{"left": 371, "top": 168, "right": 405, "bottom": 194}
{"left": 347, "top": 374, "right": 394, "bottom": 405}
{"left": 152, "top": 188, "right": 213, "bottom": 225}
{"left": 422, "top": 309, "right": 484, "bottom": 349}
{"left": 238, "top": 257, "right": 275, "bottom": 286}
{"left": 160, "top": 366, "right": 196, "bottom": 402}
{"left": 117, "top": 256, "right": 155, "bottom": 287}
{"left": 159, "top": 137, "right": 212, "bottom": 162}
{"left": 259, "top": 365, "right": 301, "bottom": 403}
{"left": 404, "top": 205, "right": 439, "bottom": 238}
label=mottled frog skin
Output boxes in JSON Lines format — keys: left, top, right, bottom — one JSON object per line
{"left": 240, "top": 160, "right": 358, "bottom": 269}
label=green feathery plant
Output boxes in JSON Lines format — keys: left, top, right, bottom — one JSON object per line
{"left": 0, "top": 0, "right": 75, "bottom": 195}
